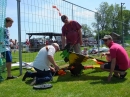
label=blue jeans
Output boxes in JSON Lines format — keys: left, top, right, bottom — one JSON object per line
{"left": 2, "top": 51, "right": 12, "bottom": 62}
{"left": 28, "top": 68, "right": 52, "bottom": 84}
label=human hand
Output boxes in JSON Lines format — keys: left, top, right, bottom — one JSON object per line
{"left": 50, "top": 67, "right": 56, "bottom": 72}
{"left": 54, "top": 65, "right": 60, "bottom": 71}
{"left": 101, "top": 53, "right": 106, "bottom": 58}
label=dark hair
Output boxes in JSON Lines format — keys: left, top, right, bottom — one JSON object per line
{"left": 5, "top": 17, "right": 14, "bottom": 23}
{"left": 61, "top": 15, "right": 68, "bottom": 22}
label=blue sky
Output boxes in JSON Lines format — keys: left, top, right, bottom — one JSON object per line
{"left": 6, "top": 0, "right": 130, "bottom": 42}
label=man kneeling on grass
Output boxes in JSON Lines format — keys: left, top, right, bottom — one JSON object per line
{"left": 22, "top": 43, "right": 60, "bottom": 85}
{"left": 100, "top": 35, "right": 130, "bottom": 82}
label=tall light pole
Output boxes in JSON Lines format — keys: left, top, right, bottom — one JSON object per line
{"left": 121, "top": 3, "right": 125, "bottom": 47}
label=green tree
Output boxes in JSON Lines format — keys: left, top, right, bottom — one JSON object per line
{"left": 94, "top": 2, "right": 110, "bottom": 31}
{"left": 93, "top": 2, "right": 130, "bottom": 38}
{"left": 122, "top": 10, "right": 130, "bottom": 36}
{"left": 81, "top": 24, "right": 92, "bottom": 37}
{"left": 95, "top": 30, "right": 110, "bottom": 40}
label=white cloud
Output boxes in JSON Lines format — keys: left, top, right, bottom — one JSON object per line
{"left": 75, "top": 10, "right": 95, "bottom": 19}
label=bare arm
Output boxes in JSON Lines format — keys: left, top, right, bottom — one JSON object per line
{"left": 78, "top": 29, "right": 83, "bottom": 45}
{"left": 10, "top": 39, "right": 15, "bottom": 45}
{"left": 109, "top": 58, "right": 116, "bottom": 77}
{"left": 62, "top": 36, "right": 66, "bottom": 49}
{"left": 48, "top": 55, "right": 59, "bottom": 70}
{"left": 107, "top": 58, "right": 116, "bottom": 82}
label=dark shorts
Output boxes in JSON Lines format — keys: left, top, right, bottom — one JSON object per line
{"left": 2, "top": 51, "right": 12, "bottom": 62}
{"left": 104, "top": 62, "right": 125, "bottom": 71}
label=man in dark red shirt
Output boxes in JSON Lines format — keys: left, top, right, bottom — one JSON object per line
{"left": 101, "top": 35, "right": 130, "bottom": 82}
{"left": 61, "top": 15, "right": 83, "bottom": 53}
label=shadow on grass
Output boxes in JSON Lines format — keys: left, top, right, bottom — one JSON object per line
{"left": 86, "top": 69, "right": 104, "bottom": 74}
{"left": 24, "top": 79, "right": 33, "bottom": 85}
{"left": 11, "top": 67, "right": 20, "bottom": 71}
{"left": 56, "top": 72, "right": 127, "bottom": 84}
{"left": 90, "top": 78, "right": 127, "bottom": 84}
{"left": 56, "top": 72, "right": 105, "bottom": 81}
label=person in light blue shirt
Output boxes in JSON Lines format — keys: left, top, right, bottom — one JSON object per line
{"left": 2, "top": 17, "right": 17, "bottom": 80}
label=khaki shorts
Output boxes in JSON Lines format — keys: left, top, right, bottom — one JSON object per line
{"left": 70, "top": 43, "right": 81, "bottom": 54}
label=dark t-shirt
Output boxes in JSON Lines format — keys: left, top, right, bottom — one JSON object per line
{"left": 62, "top": 21, "right": 81, "bottom": 44}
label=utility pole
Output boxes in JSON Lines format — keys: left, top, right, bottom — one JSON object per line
{"left": 121, "top": 3, "right": 125, "bottom": 47}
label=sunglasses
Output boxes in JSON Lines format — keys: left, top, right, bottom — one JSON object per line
{"left": 103, "top": 39, "right": 108, "bottom": 42}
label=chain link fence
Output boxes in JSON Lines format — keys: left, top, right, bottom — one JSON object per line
{"left": 18, "top": 0, "right": 96, "bottom": 63}
{"left": 0, "top": 0, "right": 7, "bottom": 81}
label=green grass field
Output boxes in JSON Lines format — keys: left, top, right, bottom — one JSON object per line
{"left": 0, "top": 47, "right": 130, "bottom": 97}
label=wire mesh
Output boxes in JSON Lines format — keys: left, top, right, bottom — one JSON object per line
{"left": 12, "top": 0, "right": 130, "bottom": 65}
{"left": 0, "top": 0, "right": 7, "bottom": 81}
{"left": 20, "top": 0, "right": 96, "bottom": 64}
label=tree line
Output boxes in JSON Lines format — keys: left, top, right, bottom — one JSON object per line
{"left": 82, "top": 2, "right": 130, "bottom": 40}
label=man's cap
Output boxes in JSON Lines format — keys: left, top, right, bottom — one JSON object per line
{"left": 61, "top": 15, "right": 68, "bottom": 22}
{"left": 102, "top": 35, "right": 112, "bottom": 40}
{"left": 52, "top": 43, "right": 60, "bottom": 50}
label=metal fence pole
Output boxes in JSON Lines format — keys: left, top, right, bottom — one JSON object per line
{"left": 72, "top": 4, "right": 73, "bottom": 20}
{"left": 121, "top": 3, "right": 125, "bottom": 47}
{"left": 97, "top": 13, "right": 100, "bottom": 56}
{"left": 16, "top": 0, "right": 22, "bottom": 75}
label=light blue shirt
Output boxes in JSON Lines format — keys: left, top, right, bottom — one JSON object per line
{"left": 4, "top": 27, "right": 10, "bottom": 51}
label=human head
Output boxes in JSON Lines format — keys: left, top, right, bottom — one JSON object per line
{"left": 52, "top": 43, "right": 60, "bottom": 52}
{"left": 61, "top": 15, "right": 69, "bottom": 24}
{"left": 84, "top": 47, "right": 87, "bottom": 51}
{"left": 102, "top": 35, "right": 113, "bottom": 47}
{"left": 5, "top": 17, "right": 14, "bottom": 28}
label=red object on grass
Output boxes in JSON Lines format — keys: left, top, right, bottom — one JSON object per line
{"left": 58, "top": 70, "right": 66, "bottom": 75}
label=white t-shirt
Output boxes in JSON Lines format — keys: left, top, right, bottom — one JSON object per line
{"left": 4, "top": 28, "right": 10, "bottom": 51}
{"left": 33, "top": 45, "right": 56, "bottom": 71}
{"left": 81, "top": 50, "right": 88, "bottom": 55}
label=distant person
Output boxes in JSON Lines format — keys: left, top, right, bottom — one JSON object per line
{"left": 46, "top": 40, "right": 49, "bottom": 45}
{"left": 81, "top": 47, "right": 88, "bottom": 55}
{"left": 22, "top": 43, "right": 60, "bottom": 85}
{"left": 25, "top": 39, "right": 30, "bottom": 52}
{"left": 100, "top": 35, "right": 130, "bottom": 82}
{"left": 61, "top": 15, "right": 83, "bottom": 53}
{"left": 13, "top": 39, "right": 17, "bottom": 53}
{"left": 9, "top": 39, "right": 14, "bottom": 53}
{"left": 2, "top": 17, "right": 17, "bottom": 79}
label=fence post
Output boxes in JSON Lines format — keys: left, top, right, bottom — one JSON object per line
{"left": 121, "top": 3, "right": 125, "bottom": 47}
{"left": 16, "top": 0, "right": 22, "bottom": 75}
{"left": 96, "top": 13, "right": 100, "bottom": 56}
{"left": 72, "top": 4, "right": 74, "bottom": 20}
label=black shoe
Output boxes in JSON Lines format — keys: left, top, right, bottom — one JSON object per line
{"left": 6, "top": 76, "right": 17, "bottom": 80}
{"left": 22, "top": 71, "right": 29, "bottom": 81}
{"left": 120, "top": 72, "right": 127, "bottom": 79}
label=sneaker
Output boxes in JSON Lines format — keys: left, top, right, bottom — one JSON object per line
{"left": 6, "top": 76, "right": 17, "bottom": 80}
{"left": 22, "top": 71, "right": 29, "bottom": 81}
{"left": 120, "top": 72, "right": 127, "bottom": 79}
{"left": 30, "top": 77, "right": 36, "bottom": 86}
